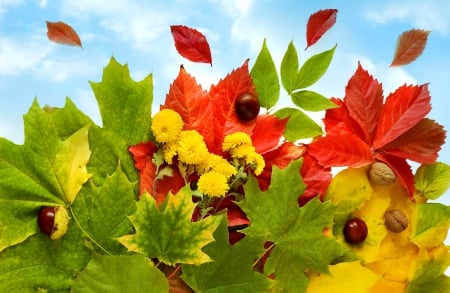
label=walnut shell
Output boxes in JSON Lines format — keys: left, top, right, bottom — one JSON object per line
{"left": 384, "top": 209, "right": 408, "bottom": 233}
{"left": 368, "top": 162, "right": 397, "bottom": 185}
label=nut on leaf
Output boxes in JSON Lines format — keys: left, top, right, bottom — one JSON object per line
{"left": 384, "top": 209, "right": 408, "bottom": 233}
{"left": 37, "top": 206, "right": 70, "bottom": 240}
{"left": 368, "top": 162, "right": 397, "bottom": 185}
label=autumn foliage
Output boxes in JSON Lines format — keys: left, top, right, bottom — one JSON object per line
{"left": 1, "top": 7, "right": 443, "bottom": 293}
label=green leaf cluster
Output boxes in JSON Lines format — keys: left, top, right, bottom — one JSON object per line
{"left": 238, "top": 160, "right": 347, "bottom": 292}
{"left": 0, "top": 57, "right": 155, "bottom": 291}
{"left": 251, "top": 40, "right": 338, "bottom": 141}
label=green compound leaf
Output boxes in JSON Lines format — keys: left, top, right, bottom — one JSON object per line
{"left": 411, "top": 203, "right": 450, "bottom": 249}
{"left": 181, "top": 214, "right": 273, "bottom": 292}
{"left": 250, "top": 39, "right": 280, "bottom": 109}
{"left": 88, "top": 57, "right": 153, "bottom": 185}
{"left": 118, "top": 187, "right": 221, "bottom": 266}
{"left": 274, "top": 107, "right": 323, "bottom": 141}
{"left": 415, "top": 162, "right": 450, "bottom": 200}
{"left": 0, "top": 99, "right": 92, "bottom": 252}
{"left": 71, "top": 167, "right": 137, "bottom": 255}
{"left": 296, "top": 44, "right": 336, "bottom": 89}
{"left": 72, "top": 253, "right": 168, "bottom": 293}
{"left": 239, "top": 160, "right": 346, "bottom": 292}
{"left": 281, "top": 41, "right": 299, "bottom": 94}
{"left": 291, "top": 90, "right": 338, "bottom": 112}
{"left": 0, "top": 222, "right": 90, "bottom": 292}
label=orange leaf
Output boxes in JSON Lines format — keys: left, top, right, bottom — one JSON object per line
{"left": 305, "top": 9, "right": 338, "bottom": 49}
{"left": 308, "top": 133, "right": 374, "bottom": 168}
{"left": 170, "top": 25, "right": 212, "bottom": 65}
{"left": 379, "top": 118, "right": 446, "bottom": 164}
{"left": 46, "top": 21, "right": 82, "bottom": 47}
{"left": 209, "top": 59, "right": 257, "bottom": 153}
{"left": 373, "top": 84, "right": 431, "bottom": 149}
{"left": 163, "top": 66, "right": 214, "bottom": 148}
{"left": 344, "top": 63, "right": 383, "bottom": 144}
{"left": 390, "top": 29, "right": 430, "bottom": 66}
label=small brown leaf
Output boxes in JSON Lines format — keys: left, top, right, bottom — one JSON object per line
{"left": 46, "top": 21, "right": 82, "bottom": 47}
{"left": 390, "top": 29, "right": 430, "bottom": 66}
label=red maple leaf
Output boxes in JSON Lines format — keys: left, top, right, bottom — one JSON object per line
{"left": 308, "top": 63, "right": 446, "bottom": 197}
{"left": 164, "top": 60, "right": 286, "bottom": 155}
{"left": 128, "top": 142, "right": 185, "bottom": 204}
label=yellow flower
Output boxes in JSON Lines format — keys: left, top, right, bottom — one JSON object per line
{"left": 222, "top": 132, "right": 252, "bottom": 152}
{"left": 230, "top": 144, "right": 256, "bottom": 159}
{"left": 163, "top": 140, "right": 179, "bottom": 164}
{"left": 177, "top": 130, "right": 209, "bottom": 165}
{"left": 197, "top": 171, "right": 229, "bottom": 197}
{"left": 151, "top": 109, "right": 184, "bottom": 143}
{"left": 249, "top": 152, "right": 265, "bottom": 175}
{"left": 196, "top": 153, "right": 237, "bottom": 178}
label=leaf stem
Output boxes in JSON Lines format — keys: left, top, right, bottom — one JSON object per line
{"left": 252, "top": 242, "right": 275, "bottom": 270}
{"left": 69, "top": 206, "right": 112, "bottom": 256}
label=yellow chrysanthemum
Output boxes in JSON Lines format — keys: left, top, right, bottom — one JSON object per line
{"left": 177, "top": 130, "right": 209, "bottom": 165}
{"left": 196, "top": 153, "right": 237, "bottom": 178}
{"left": 197, "top": 171, "right": 229, "bottom": 197}
{"left": 222, "top": 132, "right": 252, "bottom": 152}
{"left": 229, "top": 144, "right": 256, "bottom": 160}
{"left": 151, "top": 109, "right": 184, "bottom": 143}
{"left": 249, "top": 152, "right": 265, "bottom": 175}
{"left": 163, "top": 140, "right": 179, "bottom": 164}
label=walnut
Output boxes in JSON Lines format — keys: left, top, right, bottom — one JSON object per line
{"left": 384, "top": 209, "right": 409, "bottom": 233}
{"left": 368, "top": 162, "right": 397, "bottom": 185}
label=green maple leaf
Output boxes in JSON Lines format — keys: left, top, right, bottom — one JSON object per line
{"left": 72, "top": 253, "right": 168, "bottom": 292}
{"left": 238, "top": 160, "right": 346, "bottom": 292}
{"left": 181, "top": 213, "right": 273, "bottom": 292}
{"left": 0, "top": 99, "right": 92, "bottom": 252}
{"left": 118, "top": 186, "right": 221, "bottom": 266}
{"left": 88, "top": 57, "right": 153, "bottom": 185}
{"left": 71, "top": 167, "right": 137, "bottom": 255}
{"left": 0, "top": 220, "right": 90, "bottom": 291}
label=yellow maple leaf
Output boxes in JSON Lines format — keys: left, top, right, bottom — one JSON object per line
{"left": 55, "top": 124, "right": 92, "bottom": 204}
{"left": 307, "top": 261, "right": 379, "bottom": 292}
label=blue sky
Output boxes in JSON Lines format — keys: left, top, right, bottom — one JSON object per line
{"left": 0, "top": 0, "right": 449, "bottom": 204}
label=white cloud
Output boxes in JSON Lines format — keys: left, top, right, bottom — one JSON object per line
{"left": 0, "top": 35, "right": 51, "bottom": 75}
{"left": 364, "top": 1, "right": 450, "bottom": 35}
{"left": 60, "top": 0, "right": 178, "bottom": 52}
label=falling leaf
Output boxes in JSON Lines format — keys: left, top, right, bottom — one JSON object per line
{"left": 46, "top": 21, "right": 82, "bottom": 47}
{"left": 390, "top": 29, "right": 430, "bottom": 66}
{"left": 170, "top": 25, "right": 212, "bottom": 65}
{"left": 305, "top": 9, "right": 338, "bottom": 49}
